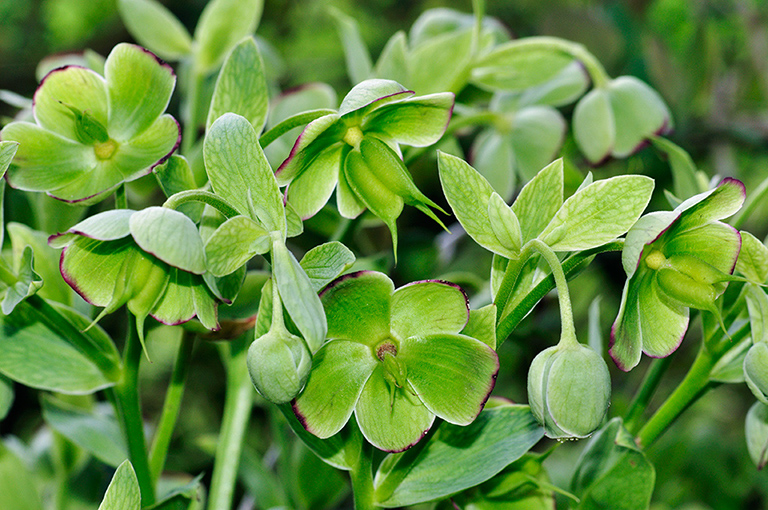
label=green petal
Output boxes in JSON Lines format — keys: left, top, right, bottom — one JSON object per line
{"left": 275, "top": 113, "right": 342, "bottom": 185}
{"left": 60, "top": 237, "right": 133, "bottom": 307}
{"left": 193, "top": 280, "right": 219, "bottom": 331}
{"left": 33, "top": 66, "right": 108, "bottom": 141}
{"left": 673, "top": 177, "right": 746, "bottom": 232}
{"left": 610, "top": 273, "right": 646, "bottom": 371}
{"left": 293, "top": 339, "right": 377, "bottom": 438}
{"left": 150, "top": 267, "right": 196, "bottom": 325}
{"left": 608, "top": 76, "right": 671, "bottom": 158}
{"left": 363, "top": 92, "right": 454, "bottom": 147}
{"left": 338, "top": 79, "right": 411, "bottom": 118}
{"left": 47, "top": 160, "right": 125, "bottom": 203}
{"left": 105, "top": 43, "right": 175, "bottom": 141}
{"left": 286, "top": 145, "right": 341, "bottom": 220}
{"left": 112, "top": 114, "right": 180, "bottom": 180}
{"left": 2, "top": 122, "right": 93, "bottom": 193}
{"left": 471, "top": 130, "right": 516, "bottom": 200}
{"left": 663, "top": 222, "right": 741, "bottom": 275}
{"left": 49, "top": 209, "right": 135, "bottom": 248}
{"left": 336, "top": 160, "right": 367, "bottom": 219}
{"left": 129, "top": 206, "right": 206, "bottom": 274}
{"left": 640, "top": 275, "right": 689, "bottom": 358}
{"left": 509, "top": 106, "right": 566, "bottom": 182}
{"left": 400, "top": 333, "right": 498, "bottom": 425}
{"left": 321, "top": 271, "right": 393, "bottom": 345}
{"left": 390, "top": 280, "right": 468, "bottom": 339}
{"left": 573, "top": 88, "right": 615, "bottom": 164}
{"left": 355, "top": 365, "right": 435, "bottom": 452}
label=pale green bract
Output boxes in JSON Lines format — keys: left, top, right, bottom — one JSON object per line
{"left": 1, "top": 43, "right": 180, "bottom": 204}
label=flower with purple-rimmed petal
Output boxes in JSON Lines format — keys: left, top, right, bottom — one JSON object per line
{"left": 611, "top": 178, "right": 746, "bottom": 371}
{"left": 1, "top": 43, "right": 180, "bottom": 204}
{"left": 292, "top": 270, "right": 499, "bottom": 452}
{"left": 276, "top": 79, "right": 454, "bottom": 253}
{"left": 49, "top": 207, "right": 219, "bottom": 347}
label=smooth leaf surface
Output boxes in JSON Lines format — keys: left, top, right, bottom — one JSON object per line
{"left": 488, "top": 192, "right": 522, "bottom": 254}
{"left": 0, "top": 141, "right": 18, "bottom": 179}
{"left": 461, "top": 304, "right": 497, "bottom": 349}
{"left": 374, "top": 405, "right": 544, "bottom": 507}
{"left": 329, "top": 7, "right": 373, "bottom": 84}
{"left": 0, "top": 374, "right": 12, "bottom": 421}
{"left": 471, "top": 40, "right": 575, "bottom": 91}
{"left": 321, "top": 271, "right": 393, "bottom": 346}
{"left": 118, "top": 0, "right": 192, "bottom": 61}
{"left": 0, "top": 441, "right": 44, "bottom": 510}
{"left": 129, "top": 206, "right": 205, "bottom": 274}
{"left": 194, "top": 0, "right": 263, "bottom": 73}
{"left": 2, "top": 247, "right": 42, "bottom": 315}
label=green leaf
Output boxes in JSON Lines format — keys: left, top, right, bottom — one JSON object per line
{"left": 207, "top": 37, "right": 269, "bottom": 133}
{"left": 98, "top": 460, "right": 141, "bottom": 510}
{"left": 539, "top": 175, "right": 654, "bottom": 251}
{"left": 488, "top": 192, "right": 523, "bottom": 254}
{"left": 514, "top": 60, "right": 589, "bottom": 107}
{"left": 146, "top": 475, "right": 203, "bottom": 510}
{"left": 364, "top": 92, "right": 454, "bottom": 147}
{"left": 511, "top": 158, "right": 563, "bottom": 242}
{"left": 289, "top": 441, "right": 350, "bottom": 510}
{"left": 205, "top": 216, "right": 269, "bottom": 277}
{"left": 571, "top": 418, "right": 655, "bottom": 510}
{"left": 408, "top": 29, "right": 474, "bottom": 95}
{"left": 461, "top": 304, "right": 497, "bottom": 349}
{"left": 129, "top": 207, "right": 206, "bottom": 274}
{"left": 329, "top": 7, "right": 373, "bottom": 84}
{"left": 118, "top": 0, "right": 192, "bottom": 61}
{"left": 471, "top": 40, "right": 576, "bottom": 91}
{"left": 0, "top": 441, "right": 44, "bottom": 510}
{"left": 105, "top": 43, "right": 175, "bottom": 141}
{"left": 0, "top": 374, "right": 13, "bottom": 421}
{"left": 437, "top": 152, "right": 514, "bottom": 257}
{"left": 194, "top": 0, "right": 263, "bottom": 73}
{"left": 41, "top": 395, "right": 127, "bottom": 467}
{"left": 747, "top": 285, "right": 768, "bottom": 344}
{"left": 572, "top": 88, "right": 614, "bottom": 164}
{"left": 390, "top": 280, "right": 468, "bottom": 338}
{"left": 737, "top": 232, "right": 768, "bottom": 283}
{"left": 710, "top": 337, "right": 750, "bottom": 383}
{"left": 293, "top": 340, "right": 377, "bottom": 439}
{"left": 373, "top": 31, "right": 409, "bottom": 85}
{"left": 746, "top": 402, "right": 768, "bottom": 469}
{"left": 153, "top": 155, "right": 203, "bottom": 220}
{"left": 2, "top": 247, "right": 42, "bottom": 315}
{"left": 272, "top": 237, "right": 327, "bottom": 352}
{"left": 471, "top": 131, "right": 516, "bottom": 200}
{"left": 0, "top": 306, "right": 116, "bottom": 394}
{"left": 300, "top": 241, "right": 356, "bottom": 292}
{"left": 0, "top": 141, "right": 18, "bottom": 180}
{"left": 205, "top": 113, "right": 286, "bottom": 234}
{"left": 650, "top": 136, "right": 705, "bottom": 200}
{"left": 374, "top": 405, "right": 544, "bottom": 507}
{"left": 401, "top": 333, "right": 498, "bottom": 425}
{"left": 321, "top": 271, "right": 393, "bottom": 345}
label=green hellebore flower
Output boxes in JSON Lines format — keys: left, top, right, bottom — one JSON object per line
{"left": 611, "top": 178, "right": 745, "bottom": 371}
{"left": 572, "top": 76, "right": 672, "bottom": 165}
{"left": 527, "top": 341, "right": 611, "bottom": 439}
{"left": 276, "top": 79, "right": 454, "bottom": 252}
{"left": 49, "top": 207, "right": 218, "bottom": 345}
{"left": 1, "top": 43, "right": 180, "bottom": 204}
{"left": 292, "top": 271, "right": 499, "bottom": 452}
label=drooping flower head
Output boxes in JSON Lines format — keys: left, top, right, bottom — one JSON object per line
{"left": 276, "top": 79, "right": 454, "bottom": 252}
{"left": 1, "top": 43, "right": 180, "bottom": 204}
{"left": 292, "top": 271, "right": 498, "bottom": 452}
{"left": 611, "top": 178, "right": 745, "bottom": 371}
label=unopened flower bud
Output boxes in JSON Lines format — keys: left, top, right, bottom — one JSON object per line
{"left": 745, "top": 401, "right": 768, "bottom": 469}
{"left": 527, "top": 342, "right": 611, "bottom": 439}
{"left": 745, "top": 342, "right": 768, "bottom": 405}
{"left": 247, "top": 330, "right": 311, "bottom": 404}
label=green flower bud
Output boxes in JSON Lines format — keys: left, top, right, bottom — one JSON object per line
{"left": 527, "top": 342, "right": 611, "bottom": 439}
{"left": 247, "top": 330, "right": 312, "bottom": 404}
{"left": 745, "top": 342, "right": 768, "bottom": 405}
{"left": 745, "top": 401, "right": 768, "bottom": 469}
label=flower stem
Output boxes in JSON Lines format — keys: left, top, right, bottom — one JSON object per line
{"left": 349, "top": 438, "right": 375, "bottom": 510}
{"left": 114, "top": 317, "right": 155, "bottom": 506}
{"left": 207, "top": 331, "right": 254, "bottom": 510}
{"left": 259, "top": 109, "right": 337, "bottom": 149}
{"left": 115, "top": 184, "right": 128, "bottom": 209}
{"left": 527, "top": 239, "right": 577, "bottom": 345}
{"left": 148, "top": 330, "right": 196, "bottom": 483}
{"left": 163, "top": 189, "right": 241, "bottom": 218}
{"left": 624, "top": 356, "right": 673, "bottom": 434}
{"left": 181, "top": 69, "right": 203, "bottom": 156}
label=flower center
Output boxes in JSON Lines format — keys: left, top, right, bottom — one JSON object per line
{"left": 376, "top": 339, "right": 408, "bottom": 389}
{"left": 342, "top": 126, "right": 364, "bottom": 149}
{"left": 93, "top": 139, "right": 119, "bottom": 160}
{"left": 645, "top": 249, "right": 667, "bottom": 270}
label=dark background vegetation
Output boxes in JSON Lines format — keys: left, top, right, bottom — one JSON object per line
{"left": 2, "top": 1, "right": 768, "bottom": 508}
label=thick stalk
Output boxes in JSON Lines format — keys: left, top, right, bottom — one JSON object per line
{"left": 181, "top": 69, "right": 203, "bottom": 156}
{"left": 163, "top": 189, "right": 240, "bottom": 218}
{"left": 148, "top": 331, "right": 196, "bottom": 483}
{"left": 258, "top": 109, "right": 336, "bottom": 149}
{"left": 114, "top": 318, "right": 155, "bottom": 505}
{"left": 114, "top": 184, "right": 127, "bottom": 209}
{"left": 207, "top": 332, "right": 254, "bottom": 510}
{"left": 527, "top": 239, "right": 577, "bottom": 343}
{"left": 624, "top": 356, "right": 673, "bottom": 434}
{"left": 349, "top": 439, "right": 375, "bottom": 510}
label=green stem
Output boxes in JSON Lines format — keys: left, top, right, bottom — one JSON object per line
{"left": 163, "top": 189, "right": 241, "bottom": 218}
{"left": 181, "top": 69, "right": 203, "bottom": 156}
{"left": 527, "top": 239, "right": 577, "bottom": 344}
{"left": 207, "top": 332, "right": 254, "bottom": 510}
{"left": 148, "top": 331, "right": 196, "bottom": 483}
{"left": 330, "top": 216, "right": 362, "bottom": 244}
{"left": 259, "top": 109, "right": 337, "bottom": 149}
{"left": 115, "top": 184, "right": 128, "bottom": 209}
{"left": 115, "top": 318, "right": 155, "bottom": 506}
{"left": 624, "top": 356, "right": 673, "bottom": 434}
{"left": 349, "top": 439, "right": 375, "bottom": 510}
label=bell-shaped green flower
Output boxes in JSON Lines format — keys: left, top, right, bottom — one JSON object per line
{"left": 572, "top": 76, "right": 671, "bottom": 165}
{"left": 611, "top": 178, "right": 745, "bottom": 371}
{"left": 292, "top": 271, "right": 498, "bottom": 452}
{"left": 276, "top": 79, "right": 454, "bottom": 251}
{"left": 1, "top": 43, "right": 180, "bottom": 204}
{"left": 527, "top": 341, "right": 611, "bottom": 439}
{"left": 49, "top": 207, "right": 218, "bottom": 346}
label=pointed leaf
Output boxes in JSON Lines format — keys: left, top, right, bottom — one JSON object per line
{"left": 194, "top": 0, "right": 263, "bottom": 73}
{"left": 207, "top": 37, "right": 269, "bottom": 132}
{"left": 511, "top": 158, "right": 563, "bottom": 242}
{"left": 401, "top": 333, "right": 498, "bottom": 425}
{"left": 488, "top": 192, "right": 522, "bottom": 254}
{"left": 320, "top": 271, "right": 393, "bottom": 345}
{"left": 747, "top": 285, "right": 768, "bottom": 344}
{"left": 650, "top": 136, "right": 704, "bottom": 200}
{"left": 2, "top": 247, "right": 42, "bottom": 315}
{"left": 364, "top": 93, "right": 454, "bottom": 147}
{"left": 205, "top": 113, "right": 286, "bottom": 233}
{"left": 408, "top": 29, "right": 474, "bottom": 95}
{"left": 205, "top": 216, "right": 269, "bottom": 277}
{"left": 373, "top": 31, "right": 409, "bottom": 85}
{"left": 461, "top": 304, "right": 497, "bottom": 349}
{"left": 118, "top": 0, "right": 192, "bottom": 61}
{"left": 471, "top": 41, "right": 576, "bottom": 91}
{"left": 98, "top": 460, "right": 141, "bottom": 510}
{"left": 0, "top": 141, "right": 19, "bottom": 179}
{"left": 129, "top": 206, "right": 206, "bottom": 274}
{"left": 300, "top": 241, "right": 356, "bottom": 292}
{"left": 329, "top": 7, "right": 373, "bottom": 84}
{"left": 737, "top": 232, "right": 768, "bottom": 283}
{"left": 540, "top": 175, "right": 654, "bottom": 251}
{"left": 391, "top": 280, "right": 468, "bottom": 338}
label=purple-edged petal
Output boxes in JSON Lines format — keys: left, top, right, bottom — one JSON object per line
{"left": 399, "top": 333, "right": 498, "bottom": 425}
{"left": 320, "top": 271, "right": 393, "bottom": 345}
{"left": 105, "top": 44, "right": 175, "bottom": 141}
{"left": 150, "top": 267, "right": 196, "bottom": 325}
{"left": 672, "top": 177, "right": 746, "bottom": 233}
{"left": 129, "top": 207, "right": 206, "bottom": 275}
{"left": 293, "top": 339, "right": 377, "bottom": 438}
{"left": 60, "top": 237, "right": 133, "bottom": 308}
{"left": 286, "top": 145, "right": 341, "bottom": 220}
{"left": 663, "top": 222, "right": 742, "bottom": 274}
{"left": 275, "top": 113, "right": 341, "bottom": 185}
{"left": 355, "top": 364, "right": 435, "bottom": 452}
{"left": 336, "top": 160, "right": 366, "bottom": 219}
{"left": 390, "top": 280, "right": 469, "bottom": 339}
{"left": 621, "top": 211, "right": 679, "bottom": 277}
{"left": 338, "top": 79, "right": 412, "bottom": 117}
{"left": 607, "top": 76, "right": 671, "bottom": 158}
{"left": 112, "top": 114, "right": 180, "bottom": 180}
{"left": 640, "top": 274, "right": 689, "bottom": 358}
{"left": 33, "top": 66, "right": 108, "bottom": 141}
{"left": 363, "top": 92, "right": 454, "bottom": 147}
{"left": 49, "top": 209, "right": 135, "bottom": 248}
{"left": 45, "top": 160, "right": 126, "bottom": 203}
{"left": 610, "top": 274, "right": 644, "bottom": 372}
